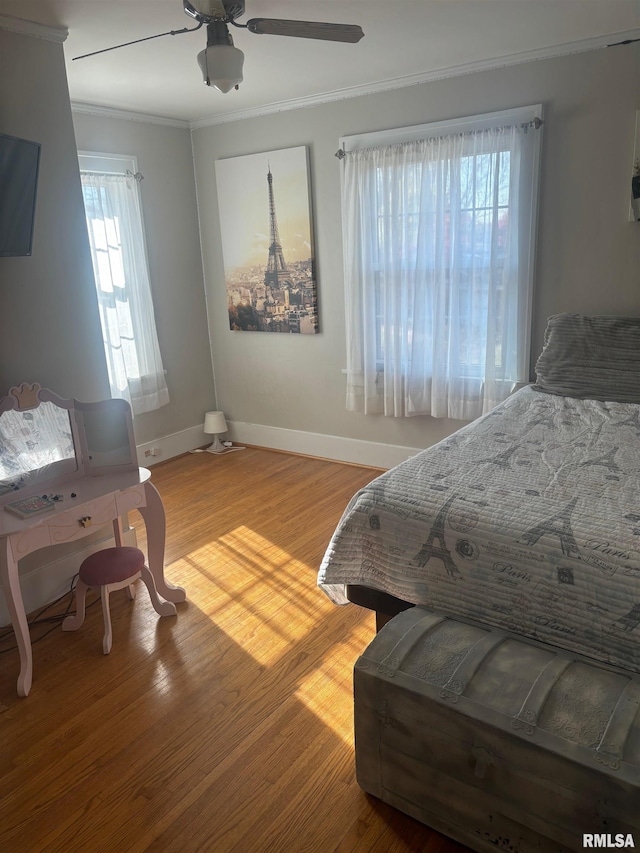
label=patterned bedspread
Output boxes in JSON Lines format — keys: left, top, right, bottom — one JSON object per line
{"left": 318, "top": 386, "right": 640, "bottom": 673}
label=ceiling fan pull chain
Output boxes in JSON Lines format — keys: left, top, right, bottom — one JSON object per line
{"left": 73, "top": 21, "right": 204, "bottom": 62}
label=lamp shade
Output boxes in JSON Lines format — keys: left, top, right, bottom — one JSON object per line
{"left": 197, "top": 44, "right": 244, "bottom": 93}
{"left": 204, "top": 411, "right": 228, "bottom": 435}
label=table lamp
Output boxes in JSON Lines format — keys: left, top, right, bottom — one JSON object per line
{"left": 203, "top": 411, "right": 244, "bottom": 454}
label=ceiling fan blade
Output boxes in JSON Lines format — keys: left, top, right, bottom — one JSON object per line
{"left": 72, "top": 21, "right": 203, "bottom": 60}
{"left": 245, "top": 18, "right": 364, "bottom": 43}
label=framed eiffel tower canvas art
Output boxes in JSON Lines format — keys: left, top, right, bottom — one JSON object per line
{"left": 215, "top": 146, "right": 318, "bottom": 333}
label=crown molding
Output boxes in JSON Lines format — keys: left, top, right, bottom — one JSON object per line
{"left": 71, "top": 102, "right": 190, "bottom": 129}
{"left": 64, "top": 27, "right": 639, "bottom": 131}
{"left": 0, "top": 13, "right": 67, "bottom": 43}
{"left": 189, "top": 28, "right": 640, "bottom": 129}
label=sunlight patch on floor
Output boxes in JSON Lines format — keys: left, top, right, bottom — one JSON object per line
{"left": 160, "top": 524, "right": 373, "bottom": 742}
{"left": 294, "top": 630, "right": 370, "bottom": 746}
{"left": 176, "top": 525, "right": 333, "bottom": 666}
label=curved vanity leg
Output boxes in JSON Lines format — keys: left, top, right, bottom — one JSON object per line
{"left": 62, "top": 579, "right": 89, "bottom": 631}
{"left": 140, "top": 565, "right": 177, "bottom": 617}
{"left": 0, "top": 541, "right": 32, "bottom": 697}
{"left": 139, "top": 481, "right": 186, "bottom": 604}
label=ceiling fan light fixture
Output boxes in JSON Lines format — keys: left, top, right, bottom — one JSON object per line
{"left": 197, "top": 44, "right": 244, "bottom": 93}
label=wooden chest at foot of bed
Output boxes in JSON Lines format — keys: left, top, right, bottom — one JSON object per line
{"left": 354, "top": 607, "right": 640, "bottom": 853}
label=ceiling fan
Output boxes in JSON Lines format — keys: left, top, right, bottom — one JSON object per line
{"left": 73, "top": 0, "right": 365, "bottom": 94}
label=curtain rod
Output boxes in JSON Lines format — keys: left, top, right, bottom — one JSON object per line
{"left": 335, "top": 116, "right": 544, "bottom": 159}
{"left": 79, "top": 169, "right": 144, "bottom": 182}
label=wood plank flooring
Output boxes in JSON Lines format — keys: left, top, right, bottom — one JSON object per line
{"left": 0, "top": 448, "right": 470, "bottom": 852}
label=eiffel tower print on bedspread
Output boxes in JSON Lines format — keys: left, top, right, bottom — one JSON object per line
{"left": 318, "top": 385, "right": 640, "bottom": 673}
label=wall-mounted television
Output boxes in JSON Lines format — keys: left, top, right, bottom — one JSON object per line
{"left": 0, "top": 133, "right": 41, "bottom": 257}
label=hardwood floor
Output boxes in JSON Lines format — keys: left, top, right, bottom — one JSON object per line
{"left": 0, "top": 448, "right": 470, "bottom": 852}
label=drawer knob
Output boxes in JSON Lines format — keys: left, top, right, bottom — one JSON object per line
{"left": 79, "top": 516, "right": 92, "bottom": 528}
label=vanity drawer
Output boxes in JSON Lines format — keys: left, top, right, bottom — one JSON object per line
{"left": 5, "top": 486, "right": 145, "bottom": 562}
{"left": 47, "top": 494, "right": 118, "bottom": 545}
{"left": 7, "top": 495, "right": 117, "bottom": 560}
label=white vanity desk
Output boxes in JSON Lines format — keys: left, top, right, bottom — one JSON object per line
{"left": 0, "top": 383, "right": 186, "bottom": 697}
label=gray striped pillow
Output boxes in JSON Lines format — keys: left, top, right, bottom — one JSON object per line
{"left": 533, "top": 313, "right": 640, "bottom": 403}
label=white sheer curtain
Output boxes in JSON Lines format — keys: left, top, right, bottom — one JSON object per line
{"left": 81, "top": 171, "right": 169, "bottom": 415}
{"left": 343, "top": 120, "right": 537, "bottom": 420}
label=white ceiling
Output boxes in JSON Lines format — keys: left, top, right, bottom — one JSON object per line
{"left": 1, "top": 0, "right": 639, "bottom": 125}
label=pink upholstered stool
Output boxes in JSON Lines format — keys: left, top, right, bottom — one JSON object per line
{"left": 62, "top": 546, "right": 176, "bottom": 654}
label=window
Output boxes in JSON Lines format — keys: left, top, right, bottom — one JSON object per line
{"left": 340, "top": 106, "right": 542, "bottom": 420}
{"left": 78, "top": 152, "right": 169, "bottom": 415}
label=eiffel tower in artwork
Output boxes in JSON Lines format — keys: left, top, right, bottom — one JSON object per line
{"left": 413, "top": 494, "right": 462, "bottom": 579}
{"left": 264, "top": 166, "right": 293, "bottom": 291}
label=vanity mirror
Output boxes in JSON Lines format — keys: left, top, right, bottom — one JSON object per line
{"left": 76, "top": 398, "right": 137, "bottom": 475}
{"left": 0, "top": 399, "right": 77, "bottom": 495}
{"left": 0, "top": 383, "right": 137, "bottom": 502}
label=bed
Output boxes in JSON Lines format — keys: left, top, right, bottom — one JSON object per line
{"left": 318, "top": 313, "right": 640, "bottom": 673}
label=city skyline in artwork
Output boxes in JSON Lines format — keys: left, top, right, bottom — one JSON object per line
{"left": 215, "top": 146, "right": 318, "bottom": 334}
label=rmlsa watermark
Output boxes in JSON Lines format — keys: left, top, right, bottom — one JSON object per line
{"left": 583, "top": 834, "right": 635, "bottom": 848}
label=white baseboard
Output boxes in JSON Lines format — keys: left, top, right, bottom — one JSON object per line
{"left": 136, "top": 419, "right": 423, "bottom": 469}
{"left": 136, "top": 424, "right": 207, "bottom": 466}
{"left": 226, "top": 421, "right": 423, "bottom": 469}
{"left": 0, "top": 527, "right": 137, "bottom": 628}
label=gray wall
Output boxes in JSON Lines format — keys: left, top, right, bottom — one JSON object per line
{"left": 192, "top": 43, "right": 640, "bottom": 452}
{"left": 0, "top": 27, "right": 109, "bottom": 401}
{"left": 72, "top": 112, "right": 215, "bottom": 445}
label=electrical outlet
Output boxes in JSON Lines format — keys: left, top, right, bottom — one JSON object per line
{"left": 144, "top": 449, "right": 152, "bottom": 457}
